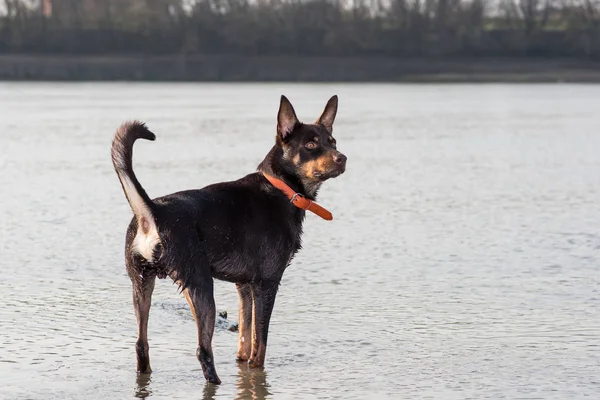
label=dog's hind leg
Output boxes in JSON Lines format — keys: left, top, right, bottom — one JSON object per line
{"left": 235, "top": 283, "right": 253, "bottom": 362}
{"left": 185, "top": 262, "right": 221, "bottom": 385}
{"left": 130, "top": 269, "right": 156, "bottom": 374}
{"left": 248, "top": 280, "right": 279, "bottom": 368}
{"left": 188, "top": 282, "right": 220, "bottom": 384}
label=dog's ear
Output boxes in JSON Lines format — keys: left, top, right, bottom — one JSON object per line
{"left": 277, "top": 95, "right": 299, "bottom": 141}
{"left": 316, "top": 95, "right": 338, "bottom": 132}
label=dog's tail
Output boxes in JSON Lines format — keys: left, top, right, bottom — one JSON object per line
{"left": 111, "top": 121, "right": 157, "bottom": 232}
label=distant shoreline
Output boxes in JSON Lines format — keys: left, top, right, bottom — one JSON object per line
{"left": 1, "top": 54, "right": 600, "bottom": 83}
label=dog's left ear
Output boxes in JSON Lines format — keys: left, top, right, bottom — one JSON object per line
{"left": 316, "top": 95, "right": 338, "bottom": 132}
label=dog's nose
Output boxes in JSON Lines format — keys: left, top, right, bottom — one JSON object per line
{"left": 333, "top": 153, "right": 347, "bottom": 165}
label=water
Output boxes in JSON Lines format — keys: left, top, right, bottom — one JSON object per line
{"left": 1, "top": 83, "right": 599, "bottom": 400}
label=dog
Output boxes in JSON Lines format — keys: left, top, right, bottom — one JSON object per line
{"left": 111, "top": 95, "right": 346, "bottom": 384}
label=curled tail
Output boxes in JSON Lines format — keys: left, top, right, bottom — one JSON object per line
{"left": 112, "top": 121, "right": 160, "bottom": 260}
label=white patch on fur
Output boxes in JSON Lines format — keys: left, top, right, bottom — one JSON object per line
{"left": 133, "top": 225, "right": 160, "bottom": 261}
{"left": 117, "top": 171, "right": 149, "bottom": 218}
{"left": 118, "top": 171, "right": 160, "bottom": 261}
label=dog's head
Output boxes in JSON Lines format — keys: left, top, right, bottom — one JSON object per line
{"left": 275, "top": 95, "right": 347, "bottom": 188}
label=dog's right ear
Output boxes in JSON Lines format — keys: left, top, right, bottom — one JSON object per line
{"left": 277, "top": 95, "right": 299, "bottom": 141}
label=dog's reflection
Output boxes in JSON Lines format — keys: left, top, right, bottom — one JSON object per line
{"left": 202, "top": 380, "right": 219, "bottom": 400}
{"left": 134, "top": 366, "right": 271, "bottom": 400}
{"left": 235, "top": 365, "right": 271, "bottom": 400}
{"left": 135, "top": 373, "right": 152, "bottom": 399}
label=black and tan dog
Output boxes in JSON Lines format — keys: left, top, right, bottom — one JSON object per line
{"left": 111, "top": 95, "right": 346, "bottom": 384}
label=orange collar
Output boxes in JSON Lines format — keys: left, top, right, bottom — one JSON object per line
{"left": 262, "top": 173, "right": 333, "bottom": 221}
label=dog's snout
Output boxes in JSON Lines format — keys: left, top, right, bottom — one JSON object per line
{"left": 333, "top": 153, "right": 347, "bottom": 165}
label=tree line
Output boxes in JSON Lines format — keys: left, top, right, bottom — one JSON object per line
{"left": 1, "top": 0, "right": 600, "bottom": 58}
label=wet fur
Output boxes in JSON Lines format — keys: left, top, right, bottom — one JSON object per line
{"left": 112, "top": 95, "right": 346, "bottom": 385}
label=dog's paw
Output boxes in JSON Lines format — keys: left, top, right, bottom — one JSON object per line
{"left": 247, "top": 358, "right": 264, "bottom": 368}
{"left": 137, "top": 365, "right": 152, "bottom": 374}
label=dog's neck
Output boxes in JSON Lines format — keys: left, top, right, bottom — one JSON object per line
{"left": 257, "top": 145, "right": 322, "bottom": 200}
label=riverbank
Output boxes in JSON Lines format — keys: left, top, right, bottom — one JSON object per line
{"left": 1, "top": 54, "right": 599, "bottom": 82}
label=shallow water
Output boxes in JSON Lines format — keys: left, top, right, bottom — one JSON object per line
{"left": 1, "top": 83, "right": 599, "bottom": 399}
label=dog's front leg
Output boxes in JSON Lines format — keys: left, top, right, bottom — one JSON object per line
{"left": 236, "top": 283, "right": 253, "bottom": 362}
{"left": 248, "top": 280, "right": 279, "bottom": 368}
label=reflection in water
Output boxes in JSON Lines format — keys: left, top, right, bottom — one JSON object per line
{"left": 133, "top": 368, "right": 270, "bottom": 399}
{"left": 135, "top": 373, "right": 152, "bottom": 399}
{"left": 235, "top": 365, "right": 271, "bottom": 400}
{"left": 202, "top": 380, "right": 219, "bottom": 400}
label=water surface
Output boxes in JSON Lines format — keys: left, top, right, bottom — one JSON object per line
{"left": 0, "top": 83, "right": 599, "bottom": 399}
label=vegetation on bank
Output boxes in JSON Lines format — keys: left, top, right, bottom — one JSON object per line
{"left": 1, "top": 0, "right": 599, "bottom": 58}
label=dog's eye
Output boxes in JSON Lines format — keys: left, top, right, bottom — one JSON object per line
{"left": 305, "top": 142, "right": 317, "bottom": 150}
